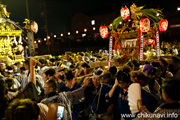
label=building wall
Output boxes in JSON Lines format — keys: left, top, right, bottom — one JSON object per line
{"left": 71, "top": 12, "right": 118, "bottom": 38}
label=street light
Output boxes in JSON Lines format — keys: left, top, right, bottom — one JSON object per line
{"left": 38, "top": 40, "right": 41, "bottom": 43}
{"left": 54, "top": 35, "right": 56, "bottom": 38}
{"left": 44, "top": 38, "right": 46, "bottom": 41}
{"left": 76, "top": 30, "right": 79, "bottom": 34}
{"left": 84, "top": 28, "right": 87, "bottom": 32}
{"left": 177, "top": 7, "right": 180, "bottom": 11}
{"left": 47, "top": 36, "right": 50, "bottom": 39}
{"left": 93, "top": 27, "right": 96, "bottom": 30}
{"left": 61, "top": 33, "right": 63, "bottom": 37}
{"left": 68, "top": 32, "right": 70, "bottom": 35}
{"left": 91, "top": 20, "right": 95, "bottom": 25}
{"left": 82, "top": 33, "right": 86, "bottom": 37}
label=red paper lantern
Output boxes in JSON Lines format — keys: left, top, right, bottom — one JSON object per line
{"left": 31, "top": 21, "right": 38, "bottom": 33}
{"left": 159, "top": 19, "right": 168, "bottom": 32}
{"left": 99, "top": 26, "right": 109, "bottom": 39}
{"left": 140, "top": 18, "right": 150, "bottom": 33}
{"left": 121, "top": 7, "right": 130, "bottom": 20}
{"left": 148, "top": 39, "right": 155, "bottom": 45}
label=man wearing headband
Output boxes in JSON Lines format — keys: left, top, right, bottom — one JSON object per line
{"left": 3, "top": 66, "right": 21, "bottom": 91}
{"left": 85, "top": 68, "right": 113, "bottom": 120}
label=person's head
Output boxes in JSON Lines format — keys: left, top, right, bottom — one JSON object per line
{"left": 49, "top": 57, "right": 56, "bottom": 66}
{"left": 117, "top": 68, "right": 131, "bottom": 89}
{"left": 150, "top": 61, "right": 162, "bottom": 77}
{"left": 92, "top": 68, "right": 103, "bottom": 88}
{"left": 44, "top": 79, "right": 58, "bottom": 95}
{"left": 80, "top": 62, "right": 90, "bottom": 68}
{"left": 65, "top": 51, "right": 72, "bottom": 61}
{"left": 20, "top": 67, "right": 26, "bottom": 74}
{"left": 159, "top": 57, "right": 168, "bottom": 73}
{"left": 64, "top": 70, "right": 74, "bottom": 88}
{"left": 142, "top": 64, "right": 158, "bottom": 78}
{"left": 161, "top": 77, "right": 180, "bottom": 103}
{"left": 0, "top": 63, "right": 6, "bottom": 70}
{"left": 78, "top": 52, "right": 84, "bottom": 61}
{"left": 23, "top": 59, "right": 30, "bottom": 70}
{"left": 5, "top": 77, "right": 14, "bottom": 90}
{"left": 0, "top": 79, "right": 8, "bottom": 97}
{"left": 132, "top": 59, "right": 141, "bottom": 70}
{"left": 132, "top": 72, "right": 147, "bottom": 87}
{"left": 11, "top": 64, "right": 18, "bottom": 73}
{"left": 4, "top": 66, "right": 14, "bottom": 76}
{"left": 172, "top": 56, "right": 180, "bottom": 69}
{"left": 5, "top": 99, "right": 39, "bottom": 120}
{"left": 109, "top": 66, "right": 117, "bottom": 75}
{"left": 38, "top": 58, "right": 45, "bottom": 68}
{"left": 42, "top": 68, "right": 56, "bottom": 82}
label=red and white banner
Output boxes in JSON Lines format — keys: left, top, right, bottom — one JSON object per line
{"left": 108, "top": 36, "right": 113, "bottom": 68}
{"left": 156, "top": 31, "right": 160, "bottom": 59}
{"left": 139, "top": 32, "right": 144, "bottom": 61}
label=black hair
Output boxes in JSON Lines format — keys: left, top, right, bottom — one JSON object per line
{"left": 49, "top": 58, "right": 55, "bottom": 63}
{"left": 160, "top": 57, "right": 168, "bottom": 68}
{"left": 20, "top": 67, "right": 26, "bottom": 71}
{"left": 5, "top": 77, "right": 14, "bottom": 89}
{"left": 172, "top": 56, "right": 180, "bottom": 63}
{"left": 81, "top": 62, "right": 90, "bottom": 68}
{"left": 55, "top": 56, "right": 61, "bottom": 61}
{"left": 43, "top": 68, "right": 56, "bottom": 77}
{"left": 69, "top": 64, "right": 75, "bottom": 69}
{"left": 65, "top": 70, "right": 74, "bottom": 81}
{"left": 5, "top": 66, "right": 14, "bottom": 74}
{"left": 46, "top": 79, "right": 58, "bottom": 92}
{"left": 94, "top": 68, "right": 103, "bottom": 76}
{"left": 117, "top": 69, "right": 131, "bottom": 83}
{"left": 132, "top": 72, "right": 147, "bottom": 86}
{"left": 109, "top": 66, "right": 117, "bottom": 75}
{"left": 5, "top": 99, "right": 39, "bottom": 120}
{"left": 162, "top": 77, "right": 180, "bottom": 101}
{"left": 38, "top": 58, "right": 45, "bottom": 64}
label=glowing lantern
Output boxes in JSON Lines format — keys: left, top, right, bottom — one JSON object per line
{"left": 148, "top": 39, "right": 155, "bottom": 45}
{"left": 159, "top": 19, "right": 168, "bottom": 32}
{"left": 121, "top": 7, "right": 130, "bottom": 20}
{"left": 140, "top": 18, "right": 150, "bottom": 33}
{"left": 31, "top": 21, "right": 38, "bottom": 33}
{"left": 99, "top": 26, "right": 109, "bottom": 39}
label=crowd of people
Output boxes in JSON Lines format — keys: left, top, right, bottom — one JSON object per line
{"left": 0, "top": 47, "right": 180, "bottom": 120}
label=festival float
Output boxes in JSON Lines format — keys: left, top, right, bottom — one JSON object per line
{"left": 0, "top": 4, "right": 38, "bottom": 63}
{"left": 100, "top": 3, "right": 168, "bottom": 63}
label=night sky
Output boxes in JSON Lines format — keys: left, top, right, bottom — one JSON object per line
{"left": 2, "top": 0, "right": 180, "bottom": 39}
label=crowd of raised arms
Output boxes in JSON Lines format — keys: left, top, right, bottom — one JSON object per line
{"left": 0, "top": 45, "right": 180, "bottom": 120}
